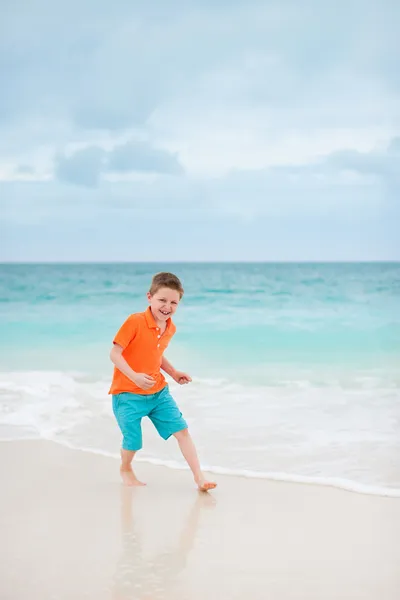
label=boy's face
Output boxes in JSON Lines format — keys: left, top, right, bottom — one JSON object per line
{"left": 147, "top": 287, "right": 181, "bottom": 323}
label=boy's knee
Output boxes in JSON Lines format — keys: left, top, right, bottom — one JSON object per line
{"left": 173, "top": 428, "right": 189, "bottom": 441}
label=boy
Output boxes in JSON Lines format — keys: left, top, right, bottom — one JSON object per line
{"left": 109, "top": 272, "right": 217, "bottom": 492}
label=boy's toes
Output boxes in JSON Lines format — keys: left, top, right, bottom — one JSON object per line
{"left": 197, "top": 480, "right": 217, "bottom": 492}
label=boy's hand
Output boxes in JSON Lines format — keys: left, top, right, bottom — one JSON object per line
{"left": 172, "top": 371, "right": 192, "bottom": 385}
{"left": 133, "top": 373, "right": 156, "bottom": 390}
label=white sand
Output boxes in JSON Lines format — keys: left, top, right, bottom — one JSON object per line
{"left": 1, "top": 440, "right": 400, "bottom": 600}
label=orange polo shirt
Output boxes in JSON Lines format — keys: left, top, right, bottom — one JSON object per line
{"left": 109, "top": 307, "right": 176, "bottom": 395}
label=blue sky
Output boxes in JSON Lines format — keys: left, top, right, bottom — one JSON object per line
{"left": 1, "top": 0, "right": 399, "bottom": 261}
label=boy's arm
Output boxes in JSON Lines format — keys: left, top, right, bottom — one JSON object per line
{"left": 161, "top": 355, "right": 192, "bottom": 384}
{"left": 160, "top": 355, "right": 177, "bottom": 379}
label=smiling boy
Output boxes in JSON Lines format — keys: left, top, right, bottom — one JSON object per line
{"left": 109, "top": 272, "right": 216, "bottom": 492}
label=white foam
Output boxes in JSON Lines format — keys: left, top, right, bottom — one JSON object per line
{"left": 1, "top": 369, "right": 400, "bottom": 499}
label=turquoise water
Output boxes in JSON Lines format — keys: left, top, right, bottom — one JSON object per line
{"left": 1, "top": 263, "right": 399, "bottom": 495}
{"left": 1, "top": 262, "right": 399, "bottom": 372}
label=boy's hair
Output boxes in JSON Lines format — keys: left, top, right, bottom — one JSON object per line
{"left": 149, "top": 272, "right": 184, "bottom": 298}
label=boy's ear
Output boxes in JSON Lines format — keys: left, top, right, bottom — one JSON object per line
{"left": 146, "top": 292, "right": 152, "bottom": 302}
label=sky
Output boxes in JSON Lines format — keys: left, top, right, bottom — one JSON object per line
{"left": 0, "top": 0, "right": 399, "bottom": 262}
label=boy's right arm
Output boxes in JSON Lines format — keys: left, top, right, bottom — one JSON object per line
{"left": 109, "top": 344, "right": 156, "bottom": 390}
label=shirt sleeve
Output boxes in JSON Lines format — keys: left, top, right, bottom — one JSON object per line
{"left": 113, "top": 314, "right": 139, "bottom": 350}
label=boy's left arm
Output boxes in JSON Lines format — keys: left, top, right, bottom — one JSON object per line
{"left": 161, "top": 355, "right": 192, "bottom": 385}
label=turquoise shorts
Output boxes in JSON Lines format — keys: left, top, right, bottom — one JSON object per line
{"left": 112, "top": 386, "right": 188, "bottom": 451}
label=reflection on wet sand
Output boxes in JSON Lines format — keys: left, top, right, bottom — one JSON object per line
{"left": 113, "top": 487, "right": 216, "bottom": 599}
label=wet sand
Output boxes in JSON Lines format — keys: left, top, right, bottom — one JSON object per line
{"left": 1, "top": 439, "right": 400, "bottom": 600}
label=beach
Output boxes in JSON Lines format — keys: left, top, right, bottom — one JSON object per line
{"left": 1, "top": 262, "right": 400, "bottom": 598}
{"left": 1, "top": 439, "right": 400, "bottom": 600}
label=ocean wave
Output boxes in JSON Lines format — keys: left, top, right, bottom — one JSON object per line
{"left": 1, "top": 369, "right": 399, "bottom": 498}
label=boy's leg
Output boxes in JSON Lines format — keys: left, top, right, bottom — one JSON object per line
{"left": 112, "top": 393, "right": 146, "bottom": 487}
{"left": 120, "top": 449, "right": 145, "bottom": 487}
{"left": 149, "top": 387, "right": 217, "bottom": 491}
{"left": 173, "top": 428, "right": 217, "bottom": 492}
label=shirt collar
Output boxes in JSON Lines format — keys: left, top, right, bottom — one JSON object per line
{"left": 144, "top": 306, "right": 172, "bottom": 331}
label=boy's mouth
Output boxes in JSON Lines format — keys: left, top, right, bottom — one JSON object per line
{"left": 159, "top": 310, "right": 171, "bottom": 317}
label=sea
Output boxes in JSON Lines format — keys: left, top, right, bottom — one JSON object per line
{"left": 1, "top": 262, "right": 399, "bottom": 497}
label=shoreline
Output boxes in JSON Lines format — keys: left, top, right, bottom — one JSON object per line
{"left": 1, "top": 439, "right": 400, "bottom": 599}
{"left": 2, "top": 431, "right": 399, "bottom": 498}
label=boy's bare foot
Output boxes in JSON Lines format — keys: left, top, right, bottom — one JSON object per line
{"left": 195, "top": 476, "right": 217, "bottom": 492}
{"left": 120, "top": 467, "right": 146, "bottom": 487}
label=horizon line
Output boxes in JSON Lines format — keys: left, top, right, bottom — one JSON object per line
{"left": 1, "top": 260, "right": 399, "bottom": 265}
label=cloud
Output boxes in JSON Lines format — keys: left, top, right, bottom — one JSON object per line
{"left": 16, "top": 165, "right": 35, "bottom": 175}
{"left": 327, "top": 147, "right": 397, "bottom": 175}
{"left": 316, "top": 139, "right": 400, "bottom": 192}
{"left": 53, "top": 140, "right": 184, "bottom": 186}
{"left": 55, "top": 147, "right": 106, "bottom": 187}
{"left": 388, "top": 137, "right": 400, "bottom": 154}
{"left": 107, "top": 141, "right": 184, "bottom": 175}
{"left": 4, "top": 138, "right": 399, "bottom": 216}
